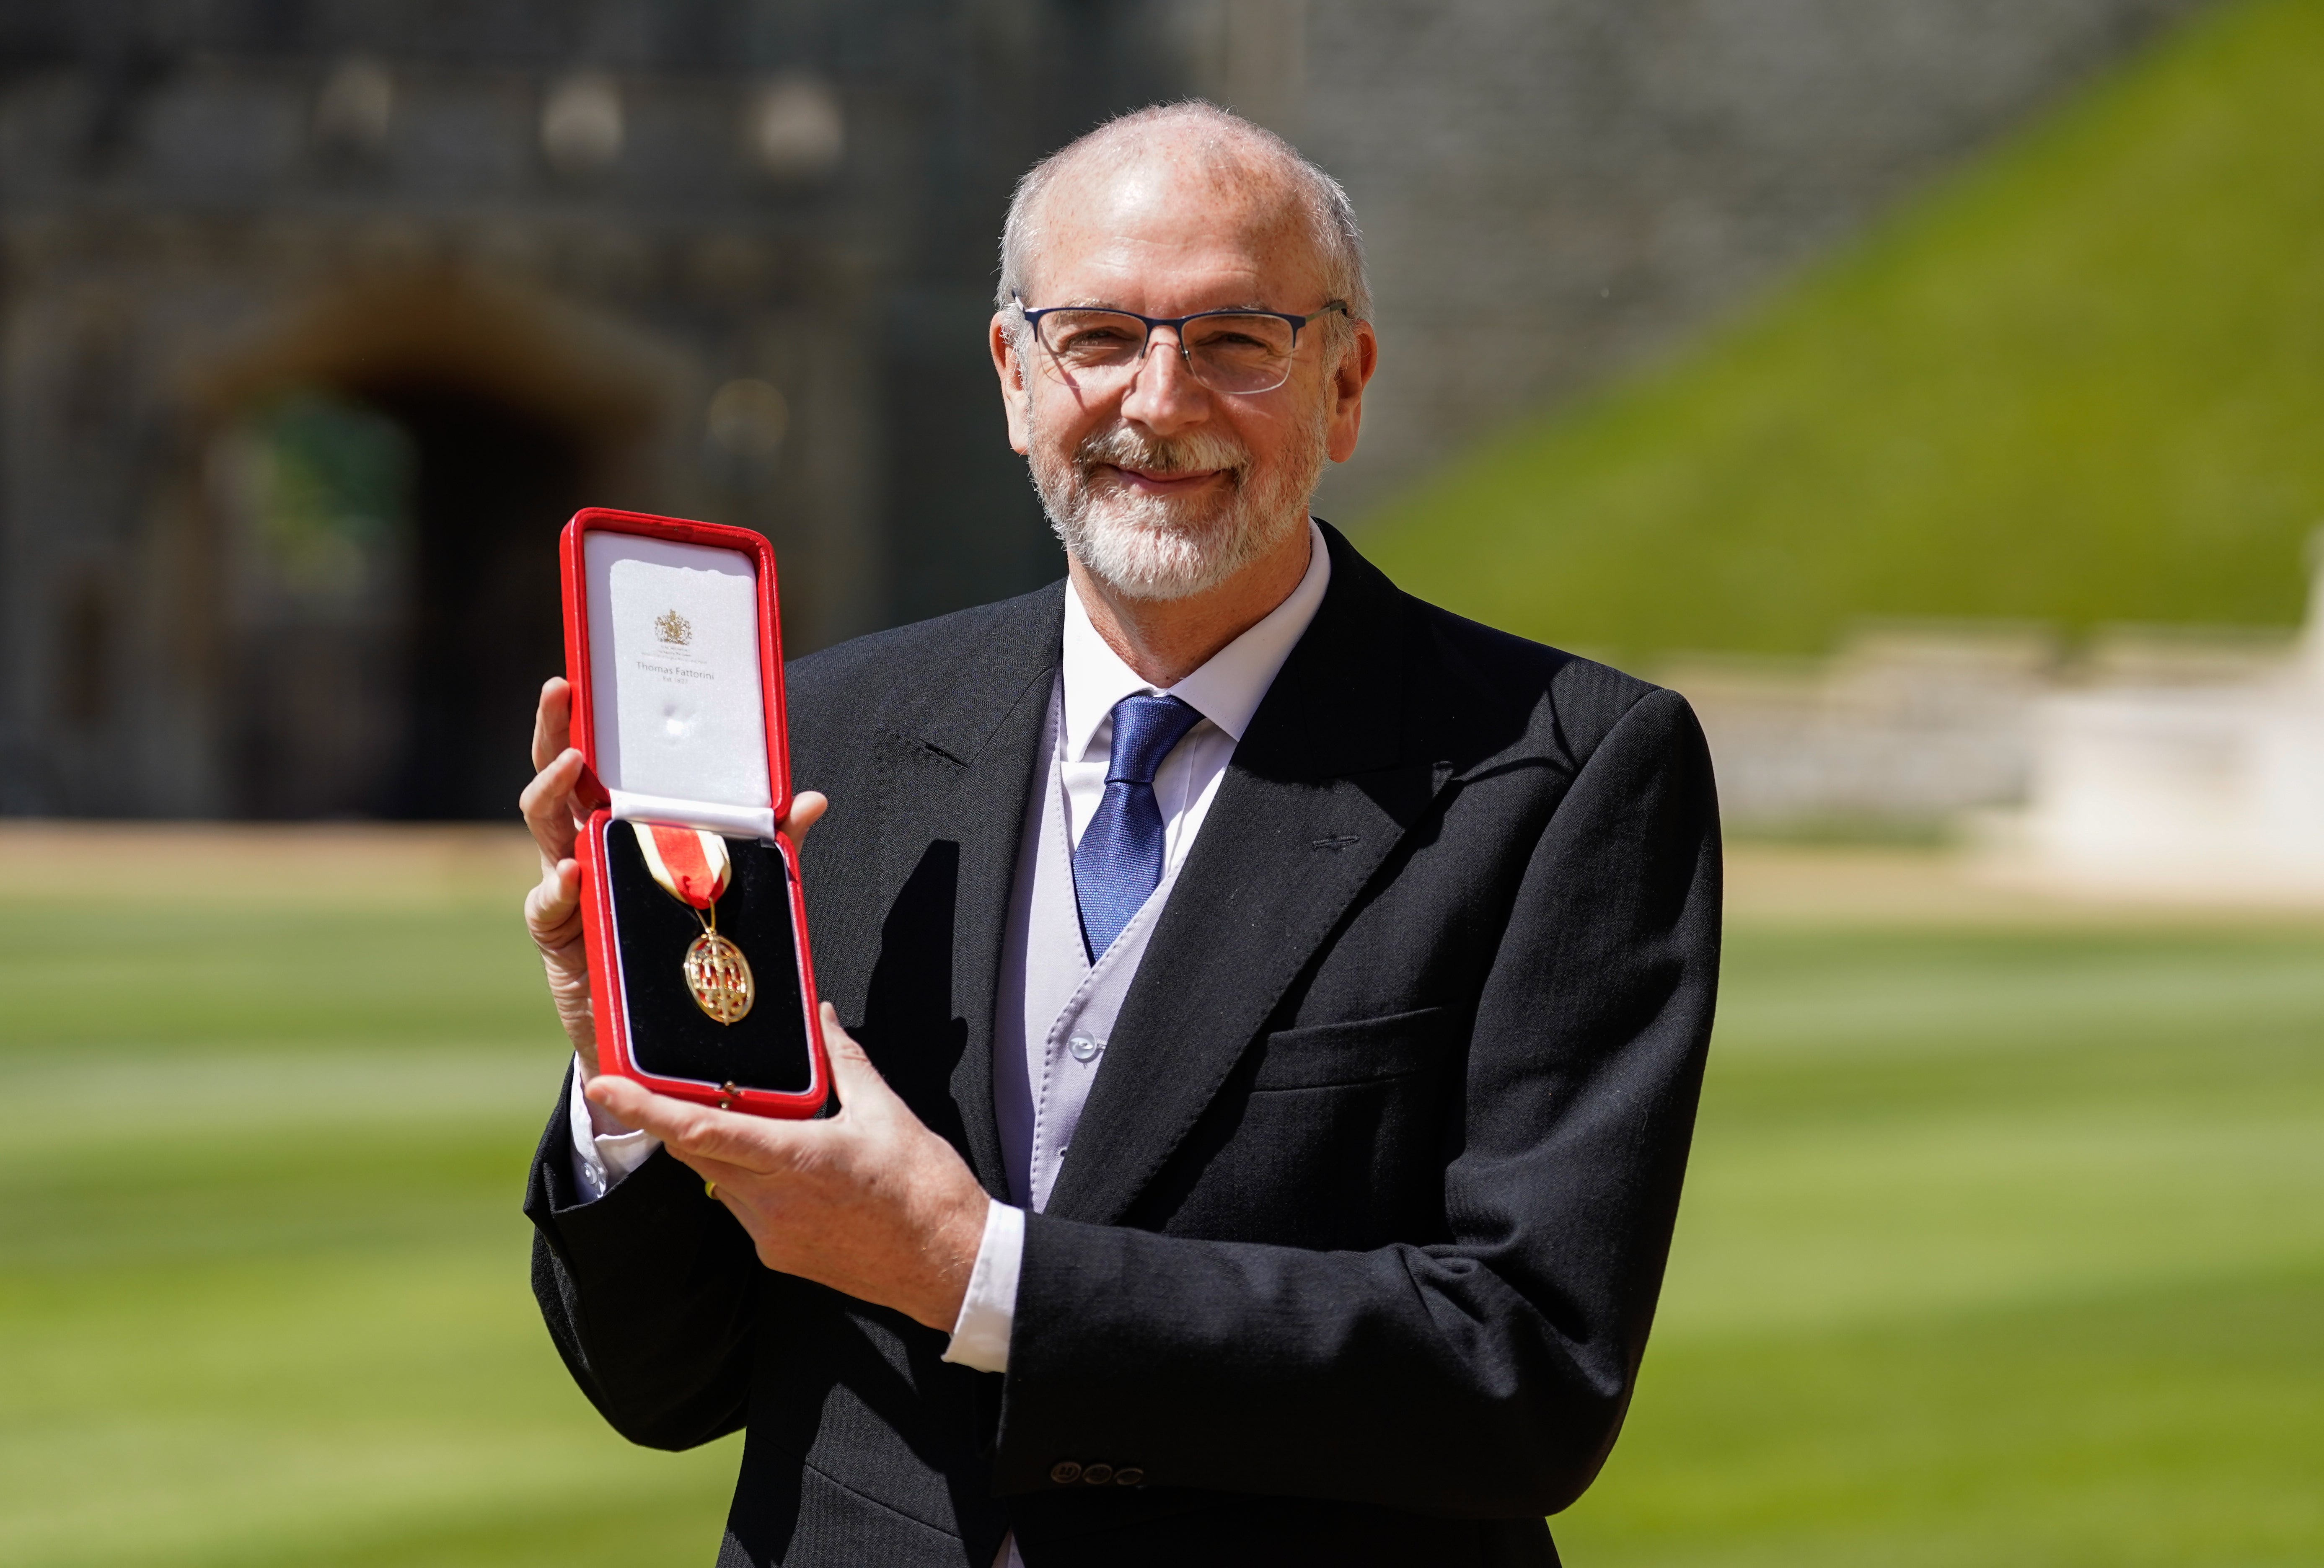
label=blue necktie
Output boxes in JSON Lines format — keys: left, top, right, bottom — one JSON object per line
{"left": 1072, "top": 693, "right": 1205, "bottom": 961}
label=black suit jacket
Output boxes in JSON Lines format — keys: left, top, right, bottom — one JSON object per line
{"left": 525, "top": 524, "right": 1721, "bottom": 1567}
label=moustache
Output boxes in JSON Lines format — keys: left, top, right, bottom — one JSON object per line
{"left": 1074, "top": 422, "right": 1249, "bottom": 483}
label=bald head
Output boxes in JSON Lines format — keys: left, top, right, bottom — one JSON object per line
{"left": 996, "top": 102, "right": 1370, "bottom": 330}
{"left": 986, "top": 100, "right": 1379, "bottom": 628}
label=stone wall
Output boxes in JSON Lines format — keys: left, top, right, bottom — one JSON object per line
{"left": 1671, "top": 618, "right": 2301, "bottom": 839}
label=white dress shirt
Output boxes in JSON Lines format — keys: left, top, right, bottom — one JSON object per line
{"left": 564, "top": 516, "right": 1331, "bottom": 1396}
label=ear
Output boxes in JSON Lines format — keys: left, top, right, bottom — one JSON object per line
{"left": 991, "top": 313, "right": 1033, "bottom": 455}
{"left": 1325, "top": 319, "right": 1378, "bottom": 466}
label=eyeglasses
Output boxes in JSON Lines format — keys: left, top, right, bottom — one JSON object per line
{"left": 1014, "top": 296, "right": 1349, "bottom": 396}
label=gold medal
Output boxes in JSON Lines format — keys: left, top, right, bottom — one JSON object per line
{"left": 683, "top": 929, "right": 755, "bottom": 1024}
{"left": 634, "top": 823, "right": 756, "bottom": 1025}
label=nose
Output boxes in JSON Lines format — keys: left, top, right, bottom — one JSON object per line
{"left": 1118, "top": 327, "right": 1209, "bottom": 437}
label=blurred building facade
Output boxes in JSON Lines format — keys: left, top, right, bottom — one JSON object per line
{"left": 0, "top": 0, "right": 1211, "bottom": 818}
{"left": 0, "top": 0, "right": 2208, "bottom": 819}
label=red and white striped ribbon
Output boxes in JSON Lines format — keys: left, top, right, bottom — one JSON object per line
{"left": 630, "top": 823, "right": 732, "bottom": 909}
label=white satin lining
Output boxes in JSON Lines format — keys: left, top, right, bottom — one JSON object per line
{"left": 584, "top": 530, "right": 774, "bottom": 814}
{"left": 607, "top": 789, "right": 778, "bottom": 844}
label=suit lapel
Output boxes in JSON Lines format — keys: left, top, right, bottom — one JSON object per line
{"left": 1043, "top": 528, "right": 1453, "bottom": 1226}
{"left": 877, "top": 584, "right": 1063, "bottom": 1200}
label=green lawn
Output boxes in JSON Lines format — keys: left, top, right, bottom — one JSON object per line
{"left": 3, "top": 876, "right": 2320, "bottom": 1565}
{"left": 0, "top": 893, "right": 738, "bottom": 1568}
{"left": 1364, "top": 0, "right": 2324, "bottom": 666}
{"left": 1558, "top": 925, "right": 2324, "bottom": 1566}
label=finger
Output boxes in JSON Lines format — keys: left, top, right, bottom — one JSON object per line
{"left": 531, "top": 678, "right": 573, "bottom": 772}
{"left": 817, "top": 1003, "right": 894, "bottom": 1112}
{"left": 525, "top": 856, "right": 581, "bottom": 941}
{"left": 518, "top": 747, "right": 582, "bottom": 823}
{"left": 520, "top": 748, "right": 586, "bottom": 864}
{"left": 782, "top": 790, "right": 830, "bottom": 847}
{"left": 586, "top": 1075, "right": 792, "bottom": 1171}
{"left": 671, "top": 1151, "right": 768, "bottom": 1197}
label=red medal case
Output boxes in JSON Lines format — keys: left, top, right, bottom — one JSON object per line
{"left": 559, "top": 508, "right": 829, "bottom": 1118}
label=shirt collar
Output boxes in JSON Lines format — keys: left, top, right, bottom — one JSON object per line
{"left": 1060, "top": 517, "right": 1332, "bottom": 762}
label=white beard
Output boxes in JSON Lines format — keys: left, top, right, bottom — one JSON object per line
{"left": 1028, "top": 406, "right": 1326, "bottom": 603}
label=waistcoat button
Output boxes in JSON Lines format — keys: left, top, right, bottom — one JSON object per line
{"left": 1081, "top": 1463, "right": 1114, "bottom": 1485}
{"left": 1050, "top": 1461, "right": 1082, "bottom": 1485}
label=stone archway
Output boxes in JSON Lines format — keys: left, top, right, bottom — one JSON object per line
{"left": 187, "top": 268, "right": 696, "bottom": 818}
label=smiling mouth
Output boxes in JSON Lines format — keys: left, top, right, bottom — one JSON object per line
{"left": 1103, "top": 463, "right": 1229, "bottom": 493}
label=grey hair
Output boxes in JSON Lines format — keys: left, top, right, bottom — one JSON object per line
{"left": 996, "top": 101, "right": 1371, "bottom": 347}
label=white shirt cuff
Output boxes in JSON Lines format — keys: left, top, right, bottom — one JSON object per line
{"left": 941, "top": 1198, "right": 1024, "bottom": 1374}
{"left": 564, "top": 1055, "right": 663, "bottom": 1203}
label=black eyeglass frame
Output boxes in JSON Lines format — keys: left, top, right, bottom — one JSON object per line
{"left": 1011, "top": 295, "right": 1351, "bottom": 393}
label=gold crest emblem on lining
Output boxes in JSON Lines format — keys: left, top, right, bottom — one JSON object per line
{"left": 655, "top": 609, "right": 693, "bottom": 646}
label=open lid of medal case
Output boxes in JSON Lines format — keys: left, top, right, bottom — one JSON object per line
{"left": 559, "top": 508, "right": 828, "bottom": 1119}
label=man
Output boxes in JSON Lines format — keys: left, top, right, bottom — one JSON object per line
{"left": 519, "top": 102, "right": 1718, "bottom": 1567}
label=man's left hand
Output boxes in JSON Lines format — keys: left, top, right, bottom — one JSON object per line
{"left": 585, "top": 1005, "right": 991, "bottom": 1332}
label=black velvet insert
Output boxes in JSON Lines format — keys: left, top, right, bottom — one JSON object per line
{"left": 603, "top": 824, "right": 813, "bottom": 1094}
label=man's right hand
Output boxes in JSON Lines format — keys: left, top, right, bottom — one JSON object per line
{"left": 518, "top": 677, "right": 828, "bottom": 1079}
{"left": 521, "top": 678, "right": 601, "bottom": 1074}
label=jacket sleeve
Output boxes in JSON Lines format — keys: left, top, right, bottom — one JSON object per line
{"left": 524, "top": 1062, "right": 766, "bottom": 1450}
{"left": 992, "top": 686, "right": 1721, "bottom": 1516}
